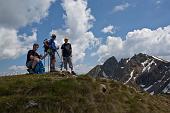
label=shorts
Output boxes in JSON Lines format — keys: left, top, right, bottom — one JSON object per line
{"left": 49, "top": 52, "right": 55, "bottom": 60}
{"left": 63, "top": 56, "right": 73, "bottom": 70}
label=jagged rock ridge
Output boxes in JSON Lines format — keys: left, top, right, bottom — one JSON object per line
{"left": 88, "top": 53, "right": 170, "bottom": 94}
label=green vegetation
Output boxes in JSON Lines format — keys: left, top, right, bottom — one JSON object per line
{"left": 0, "top": 73, "right": 169, "bottom": 113}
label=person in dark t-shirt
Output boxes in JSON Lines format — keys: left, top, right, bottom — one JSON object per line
{"left": 26, "top": 43, "right": 41, "bottom": 73}
{"left": 61, "top": 37, "right": 76, "bottom": 75}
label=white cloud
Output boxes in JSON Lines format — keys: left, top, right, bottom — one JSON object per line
{"left": 0, "top": 28, "right": 37, "bottom": 60}
{"left": 94, "top": 25, "right": 170, "bottom": 62}
{"left": 113, "top": 3, "right": 130, "bottom": 13}
{"left": 74, "top": 64, "right": 94, "bottom": 74}
{"left": 101, "top": 25, "right": 117, "bottom": 34}
{"left": 155, "top": 0, "right": 161, "bottom": 8}
{"left": 9, "top": 65, "right": 27, "bottom": 71}
{"left": 0, "top": 0, "right": 55, "bottom": 29}
{"left": 0, "top": 65, "right": 28, "bottom": 76}
{"left": 0, "top": 0, "right": 55, "bottom": 60}
{"left": 52, "top": 0, "right": 99, "bottom": 63}
{"left": 156, "top": 1, "right": 161, "bottom": 4}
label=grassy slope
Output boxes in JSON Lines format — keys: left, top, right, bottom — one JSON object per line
{"left": 0, "top": 73, "right": 169, "bottom": 113}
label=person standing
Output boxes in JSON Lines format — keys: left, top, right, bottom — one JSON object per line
{"left": 61, "top": 37, "right": 76, "bottom": 75}
{"left": 48, "top": 34, "right": 59, "bottom": 72}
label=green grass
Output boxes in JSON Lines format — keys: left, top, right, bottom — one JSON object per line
{"left": 0, "top": 74, "right": 169, "bottom": 113}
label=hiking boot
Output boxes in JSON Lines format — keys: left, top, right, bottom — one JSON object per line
{"left": 27, "top": 69, "right": 30, "bottom": 73}
{"left": 71, "top": 71, "right": 76, "bottom": 75}
{"left": 27, "top": 69, "right": 35, "bottom": 74}
{"left": 50, "top": 69, "right": 58, "bottom": 72}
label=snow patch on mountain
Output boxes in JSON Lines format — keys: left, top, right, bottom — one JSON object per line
{"left": 126, "top": 58, "right": 130, "bottom": 63}
{"left": 141, "top": 60, "right": 149, "bottom": 66}
{"left": 124, "top": 70, "right": 134, "bottom": 84}
{"left": 150, "top": 91, "right": 155, "bottom": 95}
{"left": 152, "top": 56, "right": 166, "bottom": 62}
{"left": 142, "top": 60, "right": 156, "bottom": 72}
{"left": 102, "top": 71, "right": 108, "bottom": 78}
{"left": 163, "top": 83, "right": 170, "bottom": 94}
{"left": 140, "top": 84, "right": 145, "bottom": 88}
{"left": 144, "top": 85, "right": 153, "bottom": 91}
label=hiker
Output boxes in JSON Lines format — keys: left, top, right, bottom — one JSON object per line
{"left": 48, "top": 34, "right": 59, "bottom": 72}
{"left": 61, "top": 37, "right": 76, "bottom": 75}
{"left": 26, "top": 43, "right": 44, "bottom": 74}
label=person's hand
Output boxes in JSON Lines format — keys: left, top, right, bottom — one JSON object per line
{"left": 47, "top": 49, "right": 51, "bottom": 54}
{"left": 39, "top": 54, "right": 43, "bottom": 58}
{"left": 30, "top": 55, "right": 34, "bottom": 60}
{"left": 61, "top": 57, "right": 64, "bottom": 62}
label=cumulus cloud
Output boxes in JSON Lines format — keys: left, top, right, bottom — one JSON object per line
{"left": 9, "top": 65, "right": 27, "bottom": 71}
{"left": 113, "top": 3, "right": 130, "bottom": 13}
{"left": 0, "top": 28, "right": 37, "bottom": 60}
{"left": 0, "top": 0, "right": 55, "bottom": 29}
{"left": 101, "top": 25, "right": 118, "bottom": 34}
{"left": 94, "top": 25, "right": 170, "bottom": 62}
{"left": 0, "top": 0, "right": 55, "bottom": 60}
{"left": 74, "top": 64, "right": 94, "bottom": 74}
{"left": 52, "top": 0, "right": 99, "bottom": 63}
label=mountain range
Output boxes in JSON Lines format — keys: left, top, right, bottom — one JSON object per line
{"left": 88, "top": 53, "right": 170, "bottom": 95}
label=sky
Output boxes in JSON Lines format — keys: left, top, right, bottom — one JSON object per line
{"left": 0, "top": 0, "right": 170, "bottom": 75}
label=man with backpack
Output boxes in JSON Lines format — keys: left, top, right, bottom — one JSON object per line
{"left": 47, "top": 34, "right": 59, "bottom": 72}
{"left": 26, "top": 43, "right": 45, "bottom": 74}
{"left": 61, "top": 37, "right": 76, "bottom": 75}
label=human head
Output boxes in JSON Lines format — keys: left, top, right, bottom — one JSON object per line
{"left": 64, "top": 37, "right": 69, "bottom": 43}
{"left": 33, "top": 43, "right": 39, "bottom": 51}
{"left": 51, "top": 34, "right": 56, "bottom": 40}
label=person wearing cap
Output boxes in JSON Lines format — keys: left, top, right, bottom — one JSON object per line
{"left": 61, "top": 37, "right": 76, "bottom": 75}
{"left": 26, "top": 43, "right": 42, "bottom": 73}
{"left": 48, "top": 34, "right": 59, "bottom": 72}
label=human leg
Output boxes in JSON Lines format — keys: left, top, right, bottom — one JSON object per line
{"left": 63, "top": 57, "right": 68, "bottom": 71}
{"left": 50, "top": 52, "right": 56, "bottom": 72}
{"left": 68, "top": 56, "right": 73, "bottom": 71}
{"left": 32, "top": 57, "right": 40, "bottom": 69}
{"left": 26, "top": 61, "right": 35, "bottom": 74}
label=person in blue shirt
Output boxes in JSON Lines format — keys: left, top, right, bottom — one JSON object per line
{"left": 48, "top": 34, "right": 59, "bottom": 72}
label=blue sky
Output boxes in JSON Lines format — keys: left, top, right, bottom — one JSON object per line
{"left": 0, "top": 0, "right": 170, "bottom": 75}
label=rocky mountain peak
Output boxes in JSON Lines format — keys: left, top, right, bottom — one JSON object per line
{"left": 87, "top": 53, "right": 170, "bottom": 95}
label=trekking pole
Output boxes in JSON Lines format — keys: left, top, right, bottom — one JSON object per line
{"left": 56, "top": 51, "right": 63, "bottom": 71}
{"left": 56, "top": 51, "right": 62, "bottom": 61}
{"left": 44, "top": 51, "right": 46, "bottom": 68}
{"left": 55, "top": 51, "right": 58, "bottom": 71}
{"left": 48, "top": 54, "right": 50, "bottom": 72}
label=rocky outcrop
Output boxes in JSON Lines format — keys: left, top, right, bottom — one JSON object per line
{"left": 88, "top": 53, "right": 170, "bottom": 94}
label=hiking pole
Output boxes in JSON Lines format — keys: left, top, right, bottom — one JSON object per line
{"left": 44, "top": 51, "right": 46, "bottom": 73}
{"left": 56, "top": 51, "right": 63, "bottom": 71}
{"left": 56, "top": 51, "right": 62, "bottom": 61}
{"left": 44, "top": 51, "right": 45, "bottom": 68}
{"left": 41, "top": 51, "right": 49, "bottom": 72}
{"left": 48, "top": 54, "right": 50, "bottom": 72}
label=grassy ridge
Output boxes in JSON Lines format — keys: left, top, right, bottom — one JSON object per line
{"left": 0, "top": 74, "right": 169, "bottom": 113}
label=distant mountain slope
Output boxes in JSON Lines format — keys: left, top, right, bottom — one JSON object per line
{"left": 88, "top": 53, "right": 170, "bottom": 94}
{"left": 0, "top": 72, "right": 169, "bottom": 113}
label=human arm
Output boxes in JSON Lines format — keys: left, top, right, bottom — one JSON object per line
{"left": 70, "top": 44, "right": 72, "bottom": 57}
{"left": 61, "top": 45, "right": 64, "bottom": 61}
